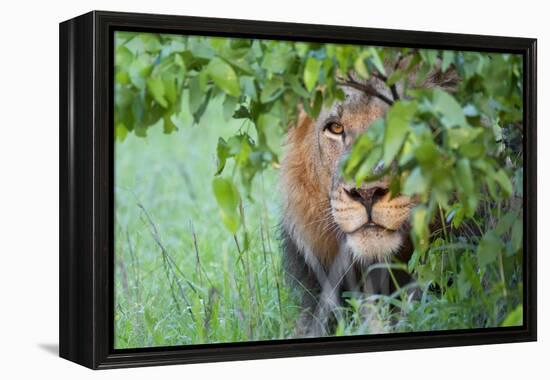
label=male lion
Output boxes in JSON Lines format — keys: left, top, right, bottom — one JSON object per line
{"left": 279, "top": 61, "right": 457, "bottom": 337}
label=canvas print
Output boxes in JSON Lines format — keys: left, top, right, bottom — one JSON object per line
{"left": 114, "top": 31, "right": 524, "bottom": 349}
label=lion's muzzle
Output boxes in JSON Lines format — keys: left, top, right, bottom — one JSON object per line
{"left": 330, "top": 178, "right": 414, "bottom": 260}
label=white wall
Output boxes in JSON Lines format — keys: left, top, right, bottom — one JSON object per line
{"left": 0, "top": 0, "right": 546, "bottom": 378}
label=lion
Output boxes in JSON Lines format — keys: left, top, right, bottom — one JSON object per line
{"left": 279, "top": 60, "right": 458, "bottom": 337}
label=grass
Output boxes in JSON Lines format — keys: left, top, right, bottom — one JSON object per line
{"left": 114, "top": 96, "right": 301, "bottom": 348}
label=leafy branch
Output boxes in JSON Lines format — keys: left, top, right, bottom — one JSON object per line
{"left": 337, "top": 72, "right": 395, "bottom": 106}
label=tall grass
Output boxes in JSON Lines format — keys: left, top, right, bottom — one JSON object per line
{"left": 114, "top": 96, "right": 299, "bottom": 348}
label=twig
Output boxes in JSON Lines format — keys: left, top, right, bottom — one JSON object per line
{"left": 389, "top": 83, "right": 399, "bottom": 102}
{"left": 373, "top": 70, "right": 400, "bottom": 102}
{"left": 338, "top": 74, "right": 394, "bottom": 106}
{"left": 394, "top": 53, "right": 405, "bottom": 71}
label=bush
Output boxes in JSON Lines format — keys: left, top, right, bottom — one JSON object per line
{"left": 114, "top": 32, "right": 524, "bottom": 345}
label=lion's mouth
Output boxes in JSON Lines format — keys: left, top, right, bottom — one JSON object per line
{"left": 343, "top": 220, "right": 406, "bottom": 260}
{"left": 348, "top": 221, "right": 397, "bottom": 234}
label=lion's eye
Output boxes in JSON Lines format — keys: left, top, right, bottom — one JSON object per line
{"left": 325, "top": 122, "right": 344, "bottom": 136}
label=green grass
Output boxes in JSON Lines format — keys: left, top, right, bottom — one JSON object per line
{"left": 114, "top": 97, "right": 299, "bottom": 348}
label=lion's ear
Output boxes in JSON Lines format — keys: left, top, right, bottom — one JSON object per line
{"left": 296, "top": 108, "right": 313, "bottom": 131}
{"left": 394, "top": 53, "right": 460, "bottom": 93}
{"left": 285, "top": 108, "right": 314, "bottom": 143}
{"left": 422, "top": 63, "right": 460, "bottom": 93}
{"left": 426, "top": 67, "right": 460, "bottom": 92}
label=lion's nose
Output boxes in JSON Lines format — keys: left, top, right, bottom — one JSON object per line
{"left": 347, "top": 186, "right": 388, "bottom": 204}
{"left": 345, "top": 185, "right": 389, "bottom": 221}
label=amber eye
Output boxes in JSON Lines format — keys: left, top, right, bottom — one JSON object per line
{"left": 325, "top": 122, "right": 344, "bottom": 136}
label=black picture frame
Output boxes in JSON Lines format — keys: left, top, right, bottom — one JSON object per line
{"left": 59, "top": 10, "right": 537, "bottom": 369}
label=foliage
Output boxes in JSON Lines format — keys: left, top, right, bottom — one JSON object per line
{"left": 114, "top": 104, "right": 299, "bottom": 347}
{"left": 115, "top": 32, "right": 403, "bottom": 192}
{"left": 114, "top": 32, "right": 524, "bottom": 346}
{"left": 341, "top": 50, "right": 523, "bottom": 329}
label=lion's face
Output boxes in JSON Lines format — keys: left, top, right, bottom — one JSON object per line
{"left": 313, "top": 89, "right": 416, "bottom": 261}
{"left": 281, "top": 63, "right": 456, "bottom": 267}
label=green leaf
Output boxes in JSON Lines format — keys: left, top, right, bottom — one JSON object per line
{"left": 441, "top": 50, "right": 455, "bottom": 72}
{"left": 212, "top": 177, "right": 241, "bottom": 234}
{"left": 115, "top": 46, "right": 133, "bottom": 67}
{"left": 454, "top": 209, "right": 465, "bottom": 228}
{"left": 408, "top": 249, "right": 421, "bottom": 273}
{"left": 354, "top": 146, "right": 382, "bottom": 186}
{"left": 495, "top": 211, "right": 517, "bottom": 235}
{"left": 414, "top": 139, "right": 439, "bottom": 167}
{"left": 383, "top": 101, "right": 417, "bottom": 165}
{"left": 493, "top": 169, "right": 513, "bottom": 198}
{"left": 403, "top": 167, "right": 428, "bottom": 196}
{"left": 188, "top": 77, "right": 202, "bottom": 115}
{"left": 419, "top": 49, "right": 438, "bottom": 67}
{"left": 288, "top": 75, "right": 310, "bottom": 98}
{"left": 354, "top": 56, "right": 369, "bottom": 79}
{"left": 456, "top": 158, "right": 474, "bottom": 196}
{"left": 189, "top": 87, "right": 212, "bottom": 124}
{"left": 262, "top": 48, "right": 293, "bottom": 73}
{"left": 257, "top": 113, "right": 281, "bottom": 153}
{"left": 459, "top": 142, "right": 484, "bottom": 158}
{"left": 368, "top": 47, "right": 386, "bottom": 76}
{"left": 389, "top": 175, "right": 401, "bottom": 198}
{"left": 304, "top": 57, "right": 322, "bottom": 93}
{"left": 501, "top": 305, "right": 523, "bottom": 327}
{"left": 463, "top": 104, "right": 479, "bottom": 117}
{"left": 485, "top": 175, "right": 498, "bottom": 201}
{"left": 511, "top": 218, "right": 523, "bottom": 253}
{"left": 459, "top": 252, "right": 483, "bottom": 293}
{"left": 367, "top": 118, "right": 386, "bottom": 144}
{"left": 115, "top": 71, "right": 130, "bottom": 85}
{"left": 232, "top": 105, "right": 251, "bottom": 120}
{"left": 163, "top": 114, "right": 177, "bottom": 134}
{"left": 411, "top": 205, "right": 429, "bottom": 254}
{"left": 209, "top": 37, "right": 226, "bottom": 50}
{"left": 140, "top": 34, "right": 162, "bottom": 53}
{"left": 446, "top": 126, "right": 482, "bottom": 149}
{"left": 128, "top": 55, "right": 153, "bottom": 89}
{"left": 215, "top": 138, "right": 230, "bottom": 175}
{"left": 311, "top": 90, "right": 323, "bottom": 119}
{"left": 344, "top": 133, "right": 375, "bottom": 177}
{"left": 457, "top": 264, "right": 472, "bottom": 299}
{"left": 260, "top": 76, "right": 284, "bottom": 104}
{"left": 456, "top": 158, "right": 477, "bottom": 215}
{"left": 240, "top": 76, "right": 258, "bottom": 101}
{"left": 477, "top": 230, "right": 504, "bottom": 268}
{"left": 163, "top": 77, "right": 177, "bottom": 105}
{"left": 387, "top": 70, "right": 405, "bottom": 86}
{"left": 227, "top": 134, "right": 252, "bottom": 167}
{"left": 199, "top": 69, "right": 209, "bottom": 92}
{"left": 115, "top": 123, "right": 128, "bottom": 142}
{"left": 207, "top": 57, "right": 241, "bottom": 97}
{"left": 432, "top": 89, "right": 466, "bottom": 128}
{"left": 334, "top": 45, "right": 353, "bottom": 73}
{"left": 146, "top": 77, "right": 168, "bottom": 108}
{"left": 222, "top": 95, "right": 238, "bottom": 121}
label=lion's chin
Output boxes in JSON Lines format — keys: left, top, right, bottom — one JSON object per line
{"left": 345, "top": 226, "right": 404, "bottom": 262}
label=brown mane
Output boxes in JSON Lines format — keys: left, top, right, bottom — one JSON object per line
{"left": 280, "top": 112, "right": 340, "bottom": 266}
